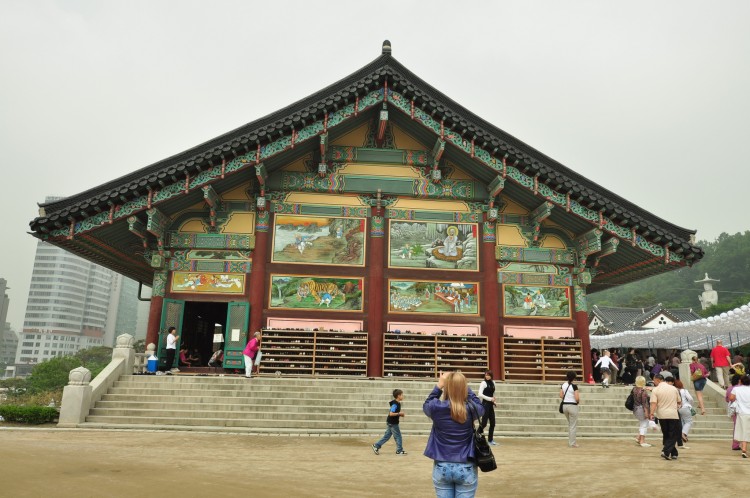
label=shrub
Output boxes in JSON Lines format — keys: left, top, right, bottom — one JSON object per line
{"left": 0, "top": 405, "right": 58, "bottom": 424}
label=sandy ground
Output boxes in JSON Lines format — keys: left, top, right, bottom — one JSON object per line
{"left": 0, "top": 429, "right": 746, "bottom": 497}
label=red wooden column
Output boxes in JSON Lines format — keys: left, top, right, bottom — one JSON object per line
{"left": 481, "top": 221, "right": 501, "bottom": 376}
{"left": 573, "top": 284, "right": 592, "bottom": 381}
{"left": 249, "top": 211, "right": 270, "bottom": 334}
{"left": 145, "top": 271, "right": 167, "bottom": 346}
{"left": 367, "top": 214, "right": 385, "bottom": 377}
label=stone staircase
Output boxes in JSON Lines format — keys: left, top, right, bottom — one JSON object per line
{"left": 81, "top": 375, "right": 733, "bottom": 438}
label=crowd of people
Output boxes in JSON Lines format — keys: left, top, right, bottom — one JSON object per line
{"left": 590, "top": 343, "right": 747, "bottom": 388}
{"left": 586, "top": 344, "right": 750, "bottom": 463}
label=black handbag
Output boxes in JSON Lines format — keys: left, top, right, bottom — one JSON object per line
{"left": 559, "top": 384, "right": 571, "bottom": 414}
{"left": 468, "top": 402, "right": 497, "bottom": 473}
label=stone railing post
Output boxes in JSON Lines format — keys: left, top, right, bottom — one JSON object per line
{"left": 112, "top": 333, "right": 136, "bottom": 372}
{"left": 57, "top": 367, "right": 92, "bottom": 427}
{"left": 679, "top": 349, "right": 697, "bottom": 385}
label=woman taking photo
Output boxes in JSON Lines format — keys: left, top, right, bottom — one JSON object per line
{"left": 423, "top": 371, "right": 484, "bottom": 497}
{"left": 477, "top": 370, "right": 497, "bottom": 446}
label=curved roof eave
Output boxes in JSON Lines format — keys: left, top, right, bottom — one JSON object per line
{"left": 29, "top": 45, "right": 703, "bottom": 262}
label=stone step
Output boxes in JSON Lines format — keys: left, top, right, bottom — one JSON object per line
{"left": 84, "top": 375, "right": 733, "bottom": 437}
{"left": 81, "top": 415, "right": 732, "bottom": 436}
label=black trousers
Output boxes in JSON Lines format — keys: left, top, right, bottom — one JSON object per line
{"left": 480, "top": 401, "right": 496, "bottom": 442}
{"left": 659, "top": 418, "right": 681, "bottom": 457}
{"left": 164, "top": 348, "right": 176, "bottom": 371}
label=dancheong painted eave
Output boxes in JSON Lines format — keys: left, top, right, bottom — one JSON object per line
{"left": 28, "top": 41, "right": 703, "bottom": 278}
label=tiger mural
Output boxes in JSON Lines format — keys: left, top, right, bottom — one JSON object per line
{"left": 297, "top": 280, "right": 346, "bottom": 304}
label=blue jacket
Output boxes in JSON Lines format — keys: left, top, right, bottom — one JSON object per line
{"left": 423, "top": 386, "right": 484, "bottom": 463}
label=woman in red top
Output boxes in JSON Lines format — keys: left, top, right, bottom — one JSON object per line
{"left": 690, "top": 356, "right": 709, "bottom": 415}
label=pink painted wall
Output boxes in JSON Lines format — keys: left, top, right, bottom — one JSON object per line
{"left": 504, "top": 325, "right": 574, "bottom": 339}
{"left": 387, "top": 322, "right": 481, "bottom": 336}
{"left": 266, "top": 317, "right": 363, "bottom": 332}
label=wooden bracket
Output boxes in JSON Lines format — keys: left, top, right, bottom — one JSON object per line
{"left": 529, "top": 201, "right": 554, "bottom": 243}
{"left": 593, "top": 237, "right": 619, "bottom": 267}
{"left": 127, "top": 216, "right": 149, "bottom": 249}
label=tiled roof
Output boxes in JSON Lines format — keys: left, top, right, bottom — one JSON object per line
{"left": 29, "top": 41, "right": 702, "bottom": 264}
{"left": 590, "top": 304, "right": 702, "bottom": 334}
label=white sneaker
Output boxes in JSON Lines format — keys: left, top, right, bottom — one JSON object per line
{"left": 640, "top": 443, "right": 652, "bottom": 447}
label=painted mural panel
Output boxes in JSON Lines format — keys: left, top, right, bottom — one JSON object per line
{"left": 503, "top": 284, "right": 571, "bottom": 319}
{"left": 272, "top": 215, "right": 366, "bottom": 266}
{"left": 269, "top": 274, "right": 364, "bottom": 312}
{"left": 389, "top": 280, "right": 479, "bottom": 316}
{"left": 388, "top": 220, "right": 478, "bottom": 271}
{"left": 171, "top": 272, "right": 245, "bottom": 294}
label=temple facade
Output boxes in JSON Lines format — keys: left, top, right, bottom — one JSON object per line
{"left": 28, "top": 42, "right": 703, "bottom": 382}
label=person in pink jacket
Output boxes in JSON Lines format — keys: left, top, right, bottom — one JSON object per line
{"left": 243, "top": 331, "right": 262, "bottom": 378}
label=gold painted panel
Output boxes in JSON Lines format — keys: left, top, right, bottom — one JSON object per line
{"left": 390, "top": 198, "right": 472, "bottom": 213}
{"left": 284, "top": 192, "right": 367, "bottom": 207}
{"left": 221, "top": 212, "right": 256, "bottom": 234}
{"left": 496, "top": 224, "right": 528, "bottom": 247}
{"left": 178, "top": 219, "right": 208, "bottom": 233}
{"left": 331, "top": 122, "right": 369, "bottom": 147}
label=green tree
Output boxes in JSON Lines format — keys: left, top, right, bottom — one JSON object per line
{"left": 26, "top": 356, "right": 81, "bottom": 393}
{"left": 589, "top": 231, "right": 750, "bottom": 311}
{"left": 698, "top": 294, "right": 750, "bottom": 318}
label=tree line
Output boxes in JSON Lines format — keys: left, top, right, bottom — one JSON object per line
{"left": 589, "top": 231, "right": 750, "bottom": 317}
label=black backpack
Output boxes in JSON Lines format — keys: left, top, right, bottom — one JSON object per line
{"left": 625, "top": 388, "right": 635, "bottom": 411}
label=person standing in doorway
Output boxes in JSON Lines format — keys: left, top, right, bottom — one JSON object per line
{"left": 477, "top": 370, "right": 497, "bottom": 446}
{"left": 711, "top": 340, "right": 732, "bottom": 388}
{"left": 243, "top": 331, "right": 262, "bottom": 378}
{"left": 163, "top": 326, "right": 179, "bottom": 372}
{"left": 650, "top": 373, "right": 682, "bottom": 460}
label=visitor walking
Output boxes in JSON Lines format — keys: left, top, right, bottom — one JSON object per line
{"left": 594, "top": 350, "right": 618, "bottom": 388}
{"left": 477, "top": 370, "right": 497, "bottom": 446}
{"left": 710, "top": 339, "right": 732, "bottom": 388}
{"left": 675, "top": 379, "right": 694, "bottom": 445}
{"left": 423, "top": 371, "right": 484, "bottom": 497}
{"left": 650, "top": 374, "right": 682, "bottom": 460}
{"left": 559, "top": 370, "right": 580, "bottom": 448}
{"left": 372, "top": 389, "right": 407, "bottom": 455}
{"left": 689, "top": 356, "right": 709, "bottom": 415}
{"left": 728, "top": 374, "right": 750, "bottom": 458}
{"left": 632, "top": 376, "right": 652, "bottom": 447}
{"left": 726, "top": 374, "right": 742, "bottom": 451}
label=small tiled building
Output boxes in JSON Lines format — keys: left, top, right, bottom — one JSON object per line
{"left": 589, "top": 304, "right": 702, "bottom": 335}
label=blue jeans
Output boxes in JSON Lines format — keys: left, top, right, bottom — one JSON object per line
{"left": 374, "top": 423, "right": 402, "bottom": 452}
{"left": 432, "top": 461, "right": 478, "bottom": 498}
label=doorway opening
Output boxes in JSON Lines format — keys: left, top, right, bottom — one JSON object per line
{"left": 181, "top": 302, "right": 228, "bottom": 367}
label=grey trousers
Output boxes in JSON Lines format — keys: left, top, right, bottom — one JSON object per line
{"left": 563, "top": 404, "right": 579, "bottom": 446}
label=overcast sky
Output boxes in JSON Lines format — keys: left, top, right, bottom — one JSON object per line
{"left": 1, "top": 1, "right": 748, "bottom": 332}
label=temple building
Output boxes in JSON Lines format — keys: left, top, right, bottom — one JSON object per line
{"left": 588, "top": 304, "right": 702, "bottom": 335}
{"left": 28, "top": 42, "right": 703, "bottom": 382}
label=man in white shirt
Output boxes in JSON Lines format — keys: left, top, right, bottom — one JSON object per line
{"left": 164, "top": 326, "right": 179, "bottom": 372}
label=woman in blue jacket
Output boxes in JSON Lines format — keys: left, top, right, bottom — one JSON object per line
{"left": 423, "top": 371, "right": 484, "bottom": 497}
